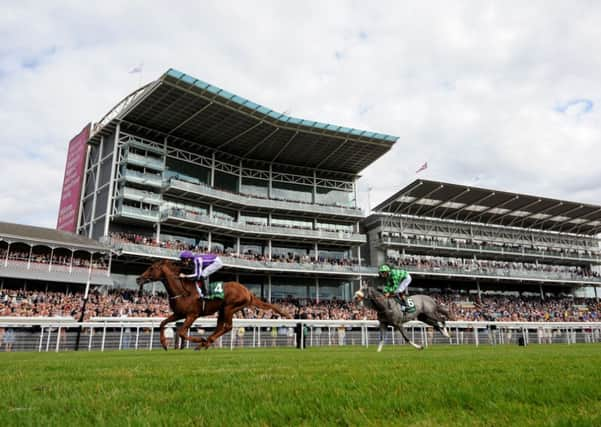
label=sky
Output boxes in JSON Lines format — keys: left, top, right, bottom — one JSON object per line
{"left": 1, "top": 1, "right": 601, "bottom": 228}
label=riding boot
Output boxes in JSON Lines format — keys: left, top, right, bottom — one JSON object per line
{"left": 197, "top": 278, "right": 205, "bottom": 299}
{"left": 396, "top": 294, "right": 406, "bottom": 311}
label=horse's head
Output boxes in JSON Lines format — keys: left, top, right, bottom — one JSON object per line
{"left": 354, "top": 286, "right": 384, "bottom": 309}
{"left": 136, "top": 260, "right": 181, "bottom": 295}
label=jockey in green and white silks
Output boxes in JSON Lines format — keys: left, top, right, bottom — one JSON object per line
{"left": 378, "top": 264, "right": 412, "bottom": 310}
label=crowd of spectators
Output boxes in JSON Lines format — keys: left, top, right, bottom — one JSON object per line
{"left": 0, "top": 289, "right": 170, "bottom": 319}
{"left": 388, "top": 255, "right": 600, "bottom": 281}
{"left": 110, "top": 232, "right": 194, "bottom": 252}
{"left": 390, "top": 234, "right": 599, "bottom": 260}
{"left": 1, "top": 288, "right": 599, "bottom": 323}
{"left": 110, "top": 232, "right": 361, "bottom": 267}
{"left": 0, "top": 249, "right": 107, "bottom": 270}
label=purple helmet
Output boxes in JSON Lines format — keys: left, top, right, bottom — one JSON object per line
{"left": 179, "top": 250, "right": 194, "bottom": 260}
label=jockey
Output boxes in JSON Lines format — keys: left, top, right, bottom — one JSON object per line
{"left": 178, "top": 250, "right": 224, "bottom": 298}
{"left": 378, "top": 264, "right": 412, "bottom": 311}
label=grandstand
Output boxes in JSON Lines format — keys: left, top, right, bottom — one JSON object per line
{"left": 0, "top": 221, "right": 111, "bottom": 291}
{"left": 75, "top": 68, "right": 398, "bottom": 300}
{"left": 363, "top": 179, "right": 601, "bottom": 299}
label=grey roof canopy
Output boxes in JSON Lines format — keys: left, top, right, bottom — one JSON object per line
{"left": 0, "top": 222, "right": 108, "bottom": 251}
{"left": 91, "top": 69, "right": 398, "bottom": 175}
{"left": 374, "top": 180, "right": 601, "bottom": 235}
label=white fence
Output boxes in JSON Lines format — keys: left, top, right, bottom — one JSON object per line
{"left": 0, "top": 317, "right": 600, "bottom": 352}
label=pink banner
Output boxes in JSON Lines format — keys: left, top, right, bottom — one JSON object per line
{"left": 57, "top": 124, "right": 91, "bottom": 232}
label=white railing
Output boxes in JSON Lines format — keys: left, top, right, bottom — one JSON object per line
{"left": 0, "top": 317, "right": 599, "bottom": 352}
{"left": 166, "top": 179, "right": 363, "bottom": 218}
{"left": 163, "top": 208, "right": 366, "bottom": 243}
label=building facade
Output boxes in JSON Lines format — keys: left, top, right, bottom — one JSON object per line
{"left": 66, "top": 70, "right": 601, "bottom": 302}
{"left": 0, "top": 222, "right": 111, "bottom": 294}
{"left": 76, "top": 69, "right": 397, "bottom": 300}
{"left": 364, "top": 180, "right": 601, "bottom": 298}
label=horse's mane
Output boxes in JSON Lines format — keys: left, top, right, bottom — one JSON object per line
{"left": 362, "top": 286, "right": 389, "bottom": 312}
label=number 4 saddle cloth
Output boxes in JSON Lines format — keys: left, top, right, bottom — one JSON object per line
{"left": 205, "top": 281, "right": 225, "bottom": 300}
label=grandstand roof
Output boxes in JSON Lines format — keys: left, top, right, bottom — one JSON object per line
{"left": 374, "top": 180, "right": 601, "bottom": 235}
{"left": 0, "top": 222, "right": 108, "bottom": 251}
{"left": 90, "top": 68, "right": 398, "bottom": 175}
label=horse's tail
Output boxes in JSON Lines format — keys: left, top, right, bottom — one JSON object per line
{"left": 436, "top": 303, "right": 456, "bottom": 321}
{"left": 249, "top": 294, "right": 293, "bottom": 319}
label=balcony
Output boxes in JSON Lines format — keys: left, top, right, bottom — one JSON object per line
{"left": 125, "top": 152, "right": 164, "bottom": 171}
{"left": 405, "top": 263, "right": 601, "bottom": 285}
{"left": 108, "top": 241, "right": 601, "bottom": 284}
{"left": 120, "top": 187, "right": 162, "bottom": 204}
{"left": 0, "top": 260, "right": 112, "bottom": 285}
{"left": 121, "top": 136, "right": 165, "bottom": 155}
{"left": 110, "top": 241, "right": 372, "bottom": 276}
{"left": 378, "top": 237, "right": 601, "bottom": 264}
{"left": 116, "top": 206, "right": 160, "bottom": 222}
{"left": 162, "top": 208, "right": 366, "bottom": 243}
{"left": 164, "top": 178, "right": 363, "bottom": 218}
{"left": 121, "top": 169, "right": 163, "bottom": 188}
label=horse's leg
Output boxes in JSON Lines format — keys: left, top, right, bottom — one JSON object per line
{"left": 201, "top": 304, "right": 242, "bottom": 349}
{"left": 377, "top": 323, "right": 387, "bottom": 353}
{"left": 395, "top": 322, "right": 423, "bottom": 350}
{"left": 178, "top": 314, "right": 204, "bottom": 345}
{"left": 159, "top": 313, "right": 181, "bottom": 351}
{"left": 420, "top": 315, "right": 451, "bottom": 340}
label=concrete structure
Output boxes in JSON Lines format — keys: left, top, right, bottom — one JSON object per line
{"left": 363, "top": 179, "right": 601, "bottom": 298}
{"left": 76, "top": 68, "right": 398, "bottom": 300}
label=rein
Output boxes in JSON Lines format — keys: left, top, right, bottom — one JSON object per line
{"left": 159, "top": 263, "right": 191, "bottom": 300}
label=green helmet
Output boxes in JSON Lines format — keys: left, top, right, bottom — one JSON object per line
{"left": 378, "top": 264, "right": 391, "bottom": 273}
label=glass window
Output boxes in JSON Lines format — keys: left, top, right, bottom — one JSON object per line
{"left": 315, "top": 187, "right": 353, "bottom": 207}
{"left": 165, "top": 158, "right": 209, "bottom": 184}
{"left": 272, "top": 181, "right": 312, "bottom": 204}
{"left": 271, "top": 216, "right": 313, "bottom": 230}
{"left": 241, "top": 177, "right": 268, "bottom": 198}
{"left": 214, "top": 171, "right": 238, "bottom": 193}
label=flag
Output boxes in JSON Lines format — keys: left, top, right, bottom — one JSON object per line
{"left": 129, "top": 64, "right": 143, "bottom": 74}
{"left": 415, "top": 161, "right": 428, "bottom": 174}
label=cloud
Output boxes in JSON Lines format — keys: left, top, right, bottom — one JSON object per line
{"left": 1, "top": 1, "right": 601, "bottom": 227}
{"left": 555, "top": 99, "right": 594, "bottom": 116}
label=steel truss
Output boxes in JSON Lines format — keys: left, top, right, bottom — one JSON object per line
{"left": 120, "top": 132, "right": 354, "bottom": 192}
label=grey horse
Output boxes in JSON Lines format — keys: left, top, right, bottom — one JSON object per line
{"left": 354, "top": 286, "right": 454, "bottom": 351}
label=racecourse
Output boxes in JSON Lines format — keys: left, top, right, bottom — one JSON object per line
{"left": 1, "top": 345, "right": 600, "bottom": 427}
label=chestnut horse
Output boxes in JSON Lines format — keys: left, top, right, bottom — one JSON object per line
{"left": 136, "top": 259, "right": 290, "bottom": 350}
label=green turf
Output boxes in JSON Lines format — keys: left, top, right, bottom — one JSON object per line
{"left": 1, "top": 345, "right": 601, "bottom": 427}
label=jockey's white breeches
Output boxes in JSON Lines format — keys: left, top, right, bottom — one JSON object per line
{"left": 200, "top": 257, "right": 223, "bottom": 279}
{"left": 395, "top": 275, "right": 412, "bottom": 294}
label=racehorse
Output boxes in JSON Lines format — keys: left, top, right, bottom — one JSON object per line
{"left": 354, "top": 286, "right": 455, "bottom": 351}
{"left": 136, "top": 259, "right": 291, "bottom": 350}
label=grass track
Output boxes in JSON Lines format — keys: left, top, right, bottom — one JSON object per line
{"left": 2, "top": 345, "right": 601, "bottom": 427}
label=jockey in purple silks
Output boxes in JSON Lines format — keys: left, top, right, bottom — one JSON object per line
{"left": 178, "top": 251, "right": 224, "bottom": 298}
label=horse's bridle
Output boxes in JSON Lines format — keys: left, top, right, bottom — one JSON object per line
{"left": 156, "top": 261, "right": 191, "bottom": 300}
